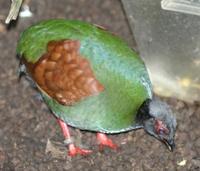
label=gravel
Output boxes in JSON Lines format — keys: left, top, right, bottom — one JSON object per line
{"left": 0, "top": 0, "right": 199, "bottom": 170}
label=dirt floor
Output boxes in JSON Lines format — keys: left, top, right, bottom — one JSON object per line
{"left": 0, "top": 0, "right": 200, "bottom": 170}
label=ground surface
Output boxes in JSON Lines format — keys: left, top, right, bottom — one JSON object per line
{"left": 0, "top": 0, "right": 199, "bottom": 170}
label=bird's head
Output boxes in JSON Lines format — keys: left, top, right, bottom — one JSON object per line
{"left": 137, "top": 99, "right": 177, "bottom": 151}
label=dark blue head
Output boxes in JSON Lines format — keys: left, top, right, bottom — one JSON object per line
{"left": 137, "top": 99, "right": 177, "bottom": 151}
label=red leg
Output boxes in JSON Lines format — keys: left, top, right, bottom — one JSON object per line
{"left": 96, "top": 133, "right": 118, "bottom": 151}
{"left": 57, "top": 119, "right": 92, "bottom": 156}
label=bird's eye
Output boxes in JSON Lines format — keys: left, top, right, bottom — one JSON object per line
{"left": 154, "top": 119, "right": 169, "bottom": 135}
{"left": 158, "top": 127, "right": 165, "bottom": 135}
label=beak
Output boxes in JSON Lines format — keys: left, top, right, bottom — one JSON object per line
{"left": 163, "top": 139, "right": 175, "bottom": 152}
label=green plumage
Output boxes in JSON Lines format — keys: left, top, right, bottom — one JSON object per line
{"left": 17, "top": 19, "right": 152, "bottom": 133}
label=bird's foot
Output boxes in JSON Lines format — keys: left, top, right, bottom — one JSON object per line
{"left": 68, "top": 144, "right": 92, "bottom": 157}
{"left": 97, "top": 133, "right": 118, "bottom": 151}
{"left": 57, "top": 119, "right": 92, "bottom": 157}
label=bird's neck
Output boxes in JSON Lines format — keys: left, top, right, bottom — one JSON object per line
{"left": 136, "top": 99, "right": 152, "bottom": 124}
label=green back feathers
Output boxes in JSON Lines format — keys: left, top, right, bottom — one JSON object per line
{"left": 17, "top": 19, "right": 152, "bottom": 132}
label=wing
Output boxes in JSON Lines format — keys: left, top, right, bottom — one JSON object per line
{"left": 25, "top": 39, "right": 104, "bottom": 105}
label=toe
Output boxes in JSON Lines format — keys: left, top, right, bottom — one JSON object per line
{"left": 68, "top": 144, "right": 92, "bottom": 157}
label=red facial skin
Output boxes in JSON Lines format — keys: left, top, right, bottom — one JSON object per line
{"left": 154, "top": 120, "right": 169, "bottom": 135}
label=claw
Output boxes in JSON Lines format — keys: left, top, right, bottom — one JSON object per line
{"left": 97, "top": 133, "right": 118, "bottom": 151}
{"left": 68, "top": 144, "right": 92, "bottom": 157}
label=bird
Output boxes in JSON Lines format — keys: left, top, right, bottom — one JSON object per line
{"left": 17, "top": 19, "right": 177, "bottom": 156}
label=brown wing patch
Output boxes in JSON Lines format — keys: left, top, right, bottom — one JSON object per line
{"left": 26, "top": 40, "right": 104, "bottom": 105}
